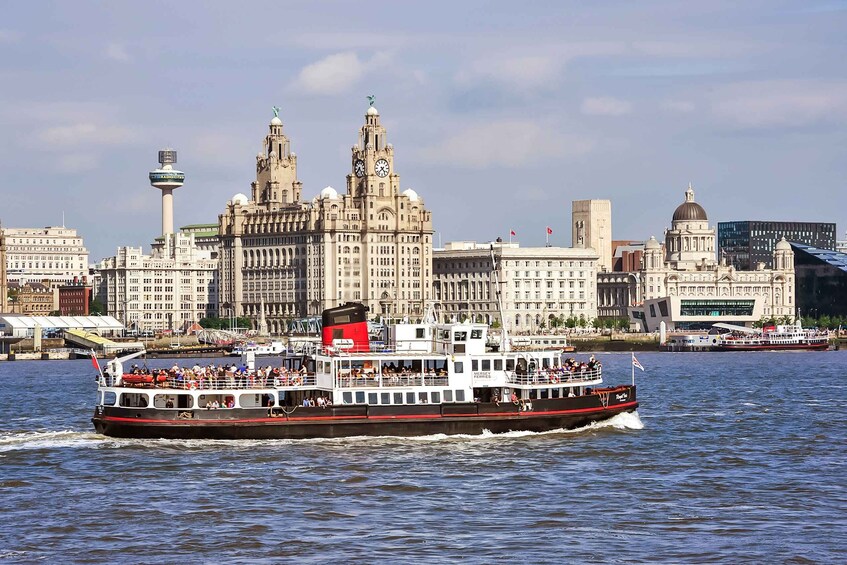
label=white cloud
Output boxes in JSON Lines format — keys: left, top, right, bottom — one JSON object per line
{"left": 295, "top": 52, "right": 364, "bottom": 95}
{"left": 417, "top": 120, "right": 595, "bottom": 168}
{"left": 104, "top": 43, "right": 130, "bottom": 62}
{"left": 36, "top": 122, "right": 134, "bottom": 147}
{"left": 711, "top": 80, "right": 847, "bottom": 128}
{"left": 581, "top": 97, "right": 632, "bottom": 116}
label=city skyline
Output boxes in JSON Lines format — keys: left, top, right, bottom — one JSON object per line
{"left": 2, "top": 1, "right": 846, "bottom": 261}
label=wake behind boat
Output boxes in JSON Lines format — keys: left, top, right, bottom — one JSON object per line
{"left": 92, "top": 303, "right": 638, "bottom": 440}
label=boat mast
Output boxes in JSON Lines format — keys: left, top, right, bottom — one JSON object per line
{"left": 490, "top": 244, "right": 510, "bottom": 352}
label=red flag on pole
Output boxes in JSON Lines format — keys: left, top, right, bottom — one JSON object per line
{"left": 510, "top": 230, "right": 516, "bottom": 236}
{"left": 90, "top": 350, "right": 102, "bottom": 375}
{"left": 546, "top": 227, "right": 553, "bottom": 235}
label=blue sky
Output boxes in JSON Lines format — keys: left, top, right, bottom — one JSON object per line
{"left": 2, "top": 0, "right": 846, "bottom": 260}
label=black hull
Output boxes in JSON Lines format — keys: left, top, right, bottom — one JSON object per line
{"left": 92, "top": 386, "right": 638, "bottom": 440}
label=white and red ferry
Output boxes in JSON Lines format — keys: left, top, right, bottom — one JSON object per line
{"left": 711, "top": 322, "right": 829, "bottom": 352}
{"left": 92, "top": 303, "right": 638, "bottom": 440}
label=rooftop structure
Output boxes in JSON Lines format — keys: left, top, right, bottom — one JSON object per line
{"left": 149, "top": 148, "right": 185, "bottom": 236}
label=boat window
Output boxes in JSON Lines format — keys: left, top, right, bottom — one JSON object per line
{"left": 540, "top": 389, "right": 549, "bottom": 399}
{"left": 119, "top": 393, "right": 148, "bottom": 408}
{"left": 472, "top": 359, "right": 478, "bottom": 371}
{"left": 481, "top": 359, "right": 491, "bottom": 371}
{"left": 551, "top": 388, "right": 560, "bottom": 399}
{"left": 455, "top": 389, "right": 466, "bottom": 402}
{"left": 454, "top": 361, "right": 464, "bottom": 373}
{"left": 506, "top": 359, "right": 515, "bottom": 371}
{"left": 454, "top": 331, "right": 467, "bottom": 342}
{"left": 239, "top": 393, "right": 263, "bottom": 408}
{"left": 470, "top": 329, "right": 483, "bottom": 339}
{"left": 418, "top": 392, "right": 428, "bottom": 403}
{"left": 355, "top": 391, "right": 365, "bottom": 404}
{"left": 381, "top": 392, "right": 391, "bottom": 404}
{"left": 494, "top": 359, "right": 503, "bottom": 371}
{"left": 443, "top": 389, "right": 453, "bottom": 402}
{"left": 343, "top": 392, "right": 353, "bottom": 404}
{"left": 368, "top": 392, "right": 378, "bottom": 405}
{"left": 393, "top": 392, "right": 403, "bottom": 404}
{"left": 415, "top": 328, "right": 425, "bottom": 339}
{"left": 406, "top": 392, "right": 416, "bottom": 404}
{"left": 153, "top": 394, "right": 182, "bottom": 408}
{"left": 431, "top": 391, "right": 441, "bottom": 404}
{"left": 102, "top": 391, "right": 117, "bottom": 406}
{"left": 542, "top": 357, "right": 550, "bottom": 369}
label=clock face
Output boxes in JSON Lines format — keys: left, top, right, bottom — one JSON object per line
{"left": 375, "top": 159, "right": 389, "bottom": 177}
{"left": 354, "top": 159, "right": 365, "bottom": 178}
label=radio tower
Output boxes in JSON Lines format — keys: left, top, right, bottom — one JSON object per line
{"left": 149, "top": 149, "right": 185, "bottom": 236}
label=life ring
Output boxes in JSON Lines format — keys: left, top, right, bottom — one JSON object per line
{"left": 550, "top": 375, "right": 560, "bottom": 384}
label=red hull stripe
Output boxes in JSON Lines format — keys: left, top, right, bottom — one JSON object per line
{"left": 101, "top": 400, "right": 639, "bottom": 426}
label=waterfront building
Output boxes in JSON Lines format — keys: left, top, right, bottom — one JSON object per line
{"left": 629, "top": 185, "right": 795, "bottom": 331}
{"left": 611, "top": 240, "right": 644, "bottom": 272}
{"left": 95, "top": 232, "right": 218, "bottom": 332}
{"left": 572, "top": 199, "right": 612, "bottom": 272}
{"left": 718, "top": 220, "right": 835, "bottom": 270}
{"left": 790, "top": 243, "right": 847, "bottom": 318}
{"left": 57, "top": 280, "right": 92, "bottom": 315}
{"left": 2, "top": 226, "right": 89, "bottom": 285}
{"left": 433, "top": 241, "right": 599, "bottom": 332}
{"left": 7, "top": 281, "right": 55, "bottom": 315}
{"left": 0, "top": 314, "right": 122, "bottom": 339}
{"left": 152, "top": 223, "right": 220, "bottom": 258}
{"left": 218, "top": 105, "right": 433, "bottom": 332}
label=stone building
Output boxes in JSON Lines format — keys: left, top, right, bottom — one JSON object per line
{"left": 7, "top": 281, "right": 55, "bottom": 315}
{"left": 433, "top": 241, "right": 599, "bottom": 332}
{"left": 95, "top": 232, "right": 218, "bottom": 332}
{"left": 572, "top": 199, "right": 612, "bottom": 272}
{"left": 2, "top": 226, "right": 89, "bottom": 284}
{"left": 629, "top": 185, "right": 796, "bottom": 331}
{"left": 218, "top": 105, "right": 433, "bottom": 332}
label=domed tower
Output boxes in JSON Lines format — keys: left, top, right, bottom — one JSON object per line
{"left": 664, "top": 184, "right": 716, "bottom": 270}
{"left": 149, "top": 149, "right": 185, "bottom": 236}
{"left": 252, "top": 107, "right": 303, "bottom": 207}
{"left": 773, "top": 237, "right": 794, "bottom": 271}
{"left": 643, "top": 236, "right": 664, "bottom": 270}
{"left": 347, "top": 97, "right": 400, "bottom": 201}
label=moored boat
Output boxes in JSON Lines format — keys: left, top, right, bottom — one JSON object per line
{"left": 710, "top": 322, "right": 829, "bottom": 352}
{"left": 92, "top": 303, "right": 638, "bottom": 440}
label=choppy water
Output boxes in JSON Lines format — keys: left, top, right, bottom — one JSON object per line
{"left": 1, "top": 351, "right": 845, "bottom": 563}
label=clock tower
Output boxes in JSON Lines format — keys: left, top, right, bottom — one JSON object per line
{"left": 347, "top": 101, "right": 400, "bottom": 200}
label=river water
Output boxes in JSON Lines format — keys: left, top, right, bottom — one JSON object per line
{"left": 1, "top": 351, "right": 845, "bottom": 563}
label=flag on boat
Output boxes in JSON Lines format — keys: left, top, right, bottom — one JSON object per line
{"left": 546, "top": 226, "right": 553, "bottom": 235}
{"left": 632, "top": 352, "right": 644, "bottom": 371}
{"left": 510, "top": 230, "right": 516, "bottom": 236}
{"left": 90, "top": 350, "right": 101, "bottom": 372}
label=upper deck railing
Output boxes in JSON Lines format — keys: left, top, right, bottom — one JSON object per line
{"left": 506, "top": 367, "right": 602, "bottom": 386}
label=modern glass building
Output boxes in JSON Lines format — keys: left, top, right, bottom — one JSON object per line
{"left": 718, "top": 221, "right": 836, "bottom": 270}
{"left": 790, "top": 243, "right": 847, "bottom": 318}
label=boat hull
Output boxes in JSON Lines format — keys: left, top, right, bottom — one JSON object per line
{"left": 711, "top": 342, "right": 829, "bottom": 352}
{"left": 92, "top": 386, "right": 637, "bottom": 440}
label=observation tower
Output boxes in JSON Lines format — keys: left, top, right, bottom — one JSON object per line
{"left": 148, "top": 149, "right": 185, "bottom": 236}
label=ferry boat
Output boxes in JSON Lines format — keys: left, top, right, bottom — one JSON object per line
{"left": 710, "top": 322, "right": 829, "bottom": 352}
{"left": 91, "top": 303, "right": 638, "bottom": 440}
{"left": 229, "top": 341, "right": 287, "bottom": 357}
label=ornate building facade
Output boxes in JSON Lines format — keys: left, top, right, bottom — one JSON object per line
{"left": 218, "top": 105, "right": 433, "bottom": 332}
{"left": 629, "top": 186, "right": 796, "bottom": 331}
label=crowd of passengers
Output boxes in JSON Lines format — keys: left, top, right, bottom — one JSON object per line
{"left": 516, "top": 355, "right": 601, "bottom": 379}
{"left": 126, "top": 362, "right": 309, "bottom": 389}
